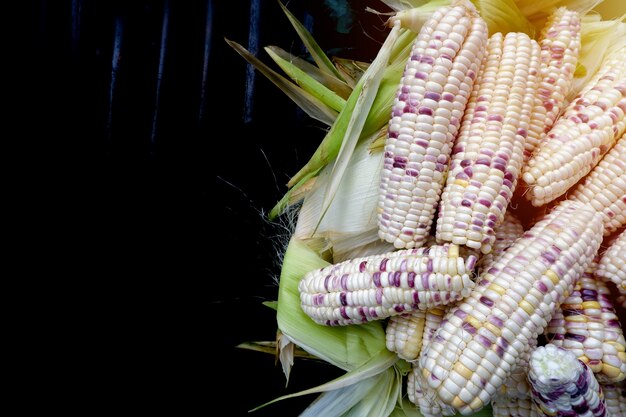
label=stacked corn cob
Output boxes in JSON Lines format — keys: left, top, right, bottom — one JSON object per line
{"left": 596, "top": 229, "right": 626, "bottom": 291}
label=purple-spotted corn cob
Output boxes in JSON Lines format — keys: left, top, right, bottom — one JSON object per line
{"left": 545, "top": 262, "right": 626, "bottom": 383}
{"left": 477, "top": 211, "right": 525, "bottom": 274}
{"left": 435, "top": 31, "right": 541, "bottom": 254}
{"left": 299, "top": 244, "right": 478, "bottom": 326}
{"left": 378, "top": 1, "right": 488, "bottom": 249}
{"left": 419, "top": 201, "right": 604, "bottom": 414}
{"left": 524, "top": 8, "right": 581, "bottom": 162}
{"left": 602, "top": 381, "right": 626, "bottom": 417}
{"left": 492, "top": 396, "right": 539, "bottom": 417}
{"left": 570, "top": 133, "right": 626, "bottom": 236}
{"left": 528, "top": 344, "right": 608, "bottom": 417}
{"left": 523, "top": 46, "right": 626, "bottom": 207}
{"left": 596, "top": 229, "right": 626, "bottom": 291}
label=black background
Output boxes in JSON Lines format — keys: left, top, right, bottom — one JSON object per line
{"left": 25, "top": 0, "right": 394, "bottom": 414}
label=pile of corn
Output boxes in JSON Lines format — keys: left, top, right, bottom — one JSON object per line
{"left": 232, "top": 0, "right": 626, "bottom": 416}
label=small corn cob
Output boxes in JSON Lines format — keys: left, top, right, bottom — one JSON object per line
{"left": 602, "top": 381, "right": 626, "bottom": 417}
{"left": 477, "top": 211, "right": 525, "bottom": 274}
{"left": 299, "top": 244, "right": 478, "bottom": 326}
{"left": 528, "top": 344, "right": 608, "bottom": 417}
{"left": 492, "top": 396, "right": 539, "bottom": 417}
{"left": 569, "top": 133, "right": 626, "bottom": 236}
{"left": 386, "top": 310, "right": 426, "bottom": 361}
{"left": 545, "top": 262, "right": 626, "bottom": 383}
{"left": 378, "top": 2, "right": 488, "bottom": 249}
{"left": 419, "top": 201, "right": 604, "bottom": 414}
{"left": 596, "top": 229, "right": 626, "bottom": 291}
{"left": 408, "top": 364, "right": 457, "bottom": 417}
{"left": 435, "top": 31, "right": 541, "bottom": 254}
{"left": 522, "top": 47, "right": 626, "bottom": 206}
{"left": 524, "top": 8, "right": 581, "bottom": 161}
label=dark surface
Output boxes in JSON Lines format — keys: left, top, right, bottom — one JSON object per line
{"left": 27, "top": 0, "right": 394, "bottom": 414}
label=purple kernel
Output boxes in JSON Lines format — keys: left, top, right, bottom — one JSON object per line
{"left": 340, "top": 292, "right": 347, "bottom": 306}
{"left": 480, "top": 296, "right": 494, "bottom": 307}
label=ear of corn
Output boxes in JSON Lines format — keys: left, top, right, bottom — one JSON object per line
{"left": 408, "top": 366, "right": 458, "bottom": 416}
{"left": 497, "top": 336, "right": 538, "bottom": 400}
{"left": 596, "top": 228, "right": 626, "bottom": 291}
{"left": 477, "top": 210, "right": 525, "bottom": 274}
{"left": 602, "top": 381, "right": 626, "bottom": 417}
{"left": 528, "top": 344, "right": 608, "bottom": 417}
{"left": 386, "top": 310, "right": 427, "bottom": 361}
{"left": 378, "top": 2, "right": 488, "bottom": 249}
{"left": 524, "top": 7, "right": 581, "bottom": 161}
{"left": 491, "top": 396, "right": 539, "bottom": 417}
{"left": 544, "top": 261, "right": 626, "bottom": 383}
{"left": 299, "top": 244, "right": 478, "bottom": 326}
{"left": 419, "top": 201, "right": 604, "bottom": 414}
{"left": 569, "top": 133, "right": 626, "bottom": 236}
{"left": 435, "top": 31, "right": 541, "bottom": 254}
{"left": 523, "top": 46, "right": 626, "bottom": 206}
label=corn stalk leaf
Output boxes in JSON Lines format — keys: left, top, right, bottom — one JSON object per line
{"left": 333, "top": 57, "right": 370, "bottom": 88}
{"left": 226, "top": 39, "right": 338, "bottom": 126}
{"left": 265, "top": 46, "right": 347, "bottom": 112}
{"left": 314, "top": 23, "right": 401, "bottom": 231}
{"left": 342, "top": 366, "right": 401, "bottom": 417}
{"left": 275, "top": 238, "right": 387, "bottom": 371}
{"left": 251, "top": 346, "right": 397, "bottom": 411}
{"left": 266, "top": 45, "right": 352, "bottom": 98}
{"left": 278, "top": 1, "right": 346, "bottom": 81}
{"left": 269, "top": 169, "right": 320, "bottom": 220}
{"left": 471, "top": 0, "right": 535, "bottom": 37}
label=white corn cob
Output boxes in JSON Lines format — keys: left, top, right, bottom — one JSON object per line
{"left": 477, "top": 211, "right": 525, "bottom": 274}
{"left": 386, "top": 310, "right": 426, "bottom": 361}
{"left": 545, "top": 262, "right": 626, "bottom": 383}
{"left": 596, "top": 229, "right": 626, "bottom": 292}
{"left": 523, "top": 47, "right": 626, "bottom": 206}
{"left": 419, "top": 201, "right": 604, "bottom": 414}
{"left": 528, "top": 344, "right": 608, "bottom": 417}
{"left": 435, "top": 31, "right": 541, "bottom": 254}
{"left": 378, "top": 2, "right": 488, "bottom": 249}
{"left": 524, "top": 7, "right": 581, "bottom": 161}
{"left": 569, "top": 133, "right": 626, "bottom": 236}
{"left": 602, "top": 381, "right": 626, "bottom": 417}
{"left": 498, "top": 336, "right": 538, "bottom": 400}
{"left": 492, "top": 396, "right": 539, "bottom": 417}
{"left": 299, "top": 244, "right": 478, "bottom": 326}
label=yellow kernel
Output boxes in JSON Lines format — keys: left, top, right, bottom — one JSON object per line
{"left": 581, "top": 301, "right": 601, "bottom": 310}
{"left": 485, "top": 322, "right": 501, "bottom": 337}
{"left": 602, "top": 363, "right": 622, "bottom": 379}
{"left": 454, "top": 362, "right": 474, "bottom": 380}
{"left": 454, "top": 179, "right": 469, "bottom": 187}
{"left": 545, "top": 270, "right": 560, "bottom": 285}
{"left": 488, "top": 283, "right": 506, "bottom": 295}
{"left": 469, "top": 397, "right": 483, "bottom": 411}
{"left": 565, "top": 315, "right": 588, "bottom": 323}
{"left": 519, "top": 300, "right": 535, "bottom": 315}
{"left": 466, "top": 315, "right": 482, "bottom": 331}
{"left": 452, "top": 396, "right": 467, "bottom": 409}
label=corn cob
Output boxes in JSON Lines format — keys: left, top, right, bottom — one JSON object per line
{"left": 528, "top": 344, "right": 608, "bottom": 417}
{"left": 299, "top": 244, "right": 478, "bottom": 326}
{"left": 477, "top": 211, "right": 525, "bottom": 274}
{"left": 524, "top": 8, "right": 581, "bottom": 161}
{"left": 596, "top": 229, "right": 626, "bottom": 291}
{"left": 602, "top": 381, "right": 626, "bottom": 417}
{"left": 545, "top": 262, "right": 626, "bottom": 383}
{"left": 386, "top": 310, "right": 426, "bottom": 361}
{"left": 569, "top": 133, "right": 626, "bottom": 236}
{"left": 523, "top": 47, "right": 626, "bottom": 206}
{"left": 492, "top": 396, "right": 539, "bottom": 417}
{"left": 435, "top": 31, "right": 541, "bottom": 254}
{"left": 498, "top": 336, "right": 538, "bottom": 400}
{"left": 378, "top": 2, "right": 488, "bottom": 249}
{"left": 419, "top": 201, "right": 604, "bottom": 414}
{"left": 408, "top": 367, "right": 457, "bottom": 417}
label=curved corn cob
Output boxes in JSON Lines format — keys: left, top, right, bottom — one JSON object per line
{"left": 492, "top": 397, "right": 539, "bottom": 417}
{"left": 299, "top": 244, "right": 478, "bottom": 326}
{"left": 420, "top": 201, "right": 604, "bottom": 414}
{"left": 596, "top": 229, "right": 626, "bottom": 291}
{"left": 528, "top": 344, "right": 607, "bottom": 417}
{"left": 570, "top": 133, "right": 626, "bottom": 236}
{"left": 523, "top": 47, "right": 626, "bottom": 207}
{"left": 524, "top": 8, "right": 581, "bottom": 161}
{"left": 386, "top": 310, "right": 426, "bottom": 361}
{"left": 602, "top": 381, "right": 626, "bottom": 417}
{"left": 545, "top": 263, "right": 626, "bottom": 383}
{"left": 378, "top": 2, "right": 488, "bottom": 249}
{"left": 477, "top": 211, "right": 525, "bottom": 274}
{"left": 435, "top": 32, "right": 541, "bottom": 254}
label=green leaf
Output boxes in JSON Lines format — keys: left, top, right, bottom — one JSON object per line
{"left": 269, "top": 169, "right": 320, "bottom": 220}
{"left": 275, "top": 238, "right": 387, "bottom": 371}
{"left": 278, "top": 1, "right": 346, "bottom": 81}
{"left": 262, "top": 300, "right": 278, "bottom": 310}
{"left": 265, "top": 46, "right": 347, "bottom": 112}
{"left": 471, "top": 0, "right": 535, "bottom": 37}
{"left": 226, "top": 38, "right": 338, "bottom": 126}
{"left": 266, "top": 46, "right": 352, "bottom": 99}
